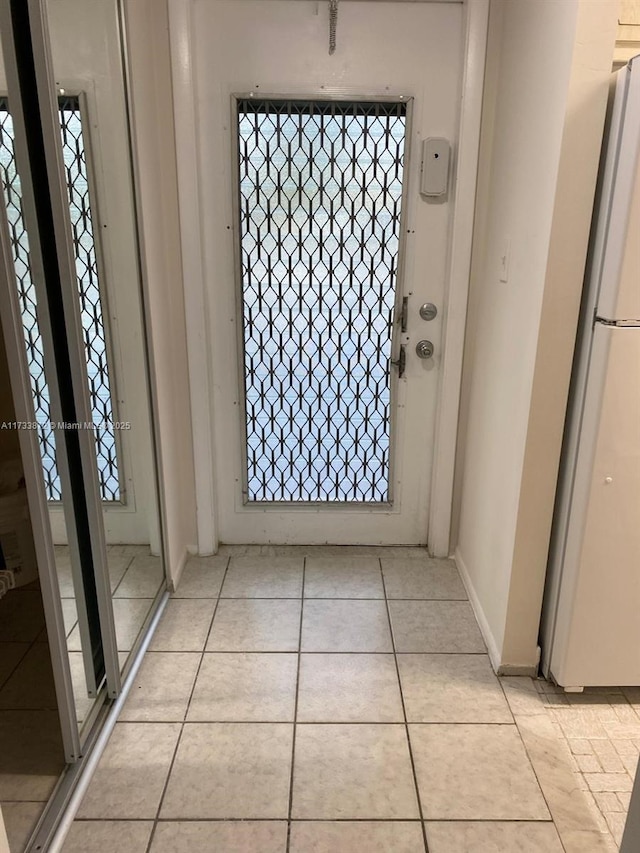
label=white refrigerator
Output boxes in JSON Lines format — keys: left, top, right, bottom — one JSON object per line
{"left": 541, "top": 55, "right": 640, "bottom": 689}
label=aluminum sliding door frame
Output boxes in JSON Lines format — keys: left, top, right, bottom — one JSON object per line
{"left": 27, "top": 0, "right": 121, "bottom": 698}
{"left": 0, "top": 175, "right": 82, "bottom": 763}
{"left": 0, "top": 0, "right": 121, "bottom": 699}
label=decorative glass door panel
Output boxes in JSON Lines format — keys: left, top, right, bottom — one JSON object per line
{"left": 237, "top": 98, "right": 407, "bottom": 503}
{"left": 0, "top": 96, "right": 120, "bottom": 502}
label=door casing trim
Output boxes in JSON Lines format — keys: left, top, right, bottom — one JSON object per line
{"left": 167, "top": 0, "right": 490, "bottom": 556}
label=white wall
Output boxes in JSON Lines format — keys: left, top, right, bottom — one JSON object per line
{"left": 123, "top": 0, "right": 197, "bottom": 586}
{"left": 455, "top": 0, "right": 618, "bottom": 671}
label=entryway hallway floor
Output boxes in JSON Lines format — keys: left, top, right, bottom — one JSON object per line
{"left": 60, "top": 547, "right": 619, "bottom": 852}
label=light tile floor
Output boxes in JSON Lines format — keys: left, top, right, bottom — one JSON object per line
{"left": 530, "top": 679, "right": 640, "bottom": 848}
{"left": 62, "top": 547, "right": 629, "bottom": 852}
{"left": 55, "top": 544, "right": 165, "bottom": 725}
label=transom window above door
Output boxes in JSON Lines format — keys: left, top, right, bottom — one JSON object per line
{"left": 235, "top": 97, "right": 408, "bottom": 504}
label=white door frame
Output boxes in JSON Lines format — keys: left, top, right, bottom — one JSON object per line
{"left": 167, "top": 0, "right": 489, "bottom": 557}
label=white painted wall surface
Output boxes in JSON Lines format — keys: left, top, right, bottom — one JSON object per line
{"left": 455, "top": 0, "right": 617, "bottom": 671}
{"left": 123, "top": 0, "right": 197, "bottom": 586}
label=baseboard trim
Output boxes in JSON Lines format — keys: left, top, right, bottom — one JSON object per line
{"left": 168, "top": 548, "right": 189, "bottom": 593}
{"left": 454, "top": 546, "right": 502, "bottom": 673}
{"left": 496, "top": 663, "right": 539, "bottom": 677}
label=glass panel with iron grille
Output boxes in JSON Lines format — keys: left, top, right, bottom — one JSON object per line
{"left": 0, "top": 96, "right": 120, "bottom": 501}
{"left": 237, "top": 98, "right": 407, "bottom": 503}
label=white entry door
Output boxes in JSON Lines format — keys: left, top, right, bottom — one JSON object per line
{"left": 196, "top": 0, "right": 465, "bottom": 544}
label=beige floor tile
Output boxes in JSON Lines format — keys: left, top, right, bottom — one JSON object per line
{"left": 389, "top": 601, "right": 485, "bottom": 653}
{"left": 150, "top": 821, "right": 288, "bottom": 852}
{"left": 56, "top": 561, "right": 75, "bottom": 599}
{"left": 66, "top": 625, "right": 82, "bottom": 651}
{"left": 68, "top": 652, "right": 97, "bottom": 724}
{"left": 584, "top": 792, "right": 611, "bottom": 831}
{"left": 617, "top": 791, "right": 632, "bottom": 809}
{"left": 621, "top": 752, "right": 639, "bottom": 775}
{"left": 0, "top": 710, "right": 64, "bottom": 801}
{"left": 289, "top": 821, "right": 425, "bottom": 852}
{"left": 604, "top": 810, "right": 627, "bottom": 845}
{"left": 425, "top": 821, "right": 564, "bottom": 852}
{"left": 187, "top": 653, "right": 298, "bottom": 721}
{"left": 578, "top": 754, "right": 603, "bottom": 773}
{"left": 221, "top": 556, "right": 303, "bottom": 598}
{"left": 551, "top": 708, "right": 609, "bottom": 740}
{"left": 292, "top": 723, "right": 419, "bottom": 819}
{"left": 61, "top": 821, "right": 154, "bottom": 852}
{"left": 113, "top": 599, "right": 155, "bottom": 652}
{"left": 0, "top": 643, "right": 29, "bottom": 692}
{"left": 207, "top": 599, "right": 301, "bottom": 651}
{"left": 56, "top": 551, "right": 135, "bottom": 597}
{"left": 304, "top": 556, "right": 384, "bottom": 598}
{"left": 108, "top": 554, "right": 136, "bottom": 592}
{"left": 113, "top": 555, "right": 165, "bottom": 598}
{"left": 77, "top": 723, "right": 181, "bottom": 819}
{"left": 569, "top": 737, "right": 595, "bottom": 755}
{"left": 500, "top": 676, "right": 549, "bottom": 715}
{"left": 561, "top": 829, "right": 619, "bottom": 852}
{"left": 171, "top": 557, "right": 227, "bottom": 598}
{"left": 1, "top": 802, "right": 45, "bottom": 851}
{"left": 69, "top": 600, "right": 153, "bottom": 654}
{"left": 590, "top": 739, "right": 626, "bottom": 773}
{"left": 410, "top": 724, "right": 550, "bottom": 820}
{"left": 120, "top": 653, "right": 201, "bottom": 721}
{"left": 297, "top": 653, "right": 403, "bottom": 722}
{"left": 398, "top": 655, "right": 512, "bottom": 723}
{"left": 301, "top": 600, "right": 392, "bottom": 652}
{"left": 381, "top": 558, "right": 467, "bottom": 600}
{"left": 61, "top": 598, "right": 78, "bottom": 636}
{"left": 149, "top": 600, "right": 214, "bottom": 652}
{"left": 612, "top": 738, "right": 640, "bottom": 756}
{"left": 584, "top": 772, "right": 633, "bottom": 793}
{"left": 0, "top": 643, "right": 57, "bottom": 710}
{"left": 161, "top": 723, "right": 293, "bottom": 819}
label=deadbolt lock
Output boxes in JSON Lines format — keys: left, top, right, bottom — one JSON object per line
{"left": 415, "top": 340, "right": 434, "bottom": 359}
{"left": 419, "top": 302, "right": 438, "bottom": 321}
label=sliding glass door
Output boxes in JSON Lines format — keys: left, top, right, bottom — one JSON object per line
{"left": 0, "top": 0, "right": 165, "bottom": 768}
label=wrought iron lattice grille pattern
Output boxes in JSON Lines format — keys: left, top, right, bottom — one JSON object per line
{"left": 0, "top": 96, "right": 120, "bottom": 501}
{"left": 237, "top": 98, "right": 407, "bottom": 502}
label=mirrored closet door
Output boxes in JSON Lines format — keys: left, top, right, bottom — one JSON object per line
{"left": 0, "top": 6, "right": 165, "bottom": 848}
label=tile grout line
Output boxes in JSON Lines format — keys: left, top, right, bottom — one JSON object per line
{"left": 143, "top": 555, "right": 231, "bottom": 853}
{"left": 213, "top": 595, "right": 469, "bottom": 601}
{"left": 68, "top": 815, "right": 567, "bottom": 825}
{"left": 109, "top": 554, "right": 137, "bottom": 597}
{"left": 379, "top": 558, "right": 430, "bottom": 853}
{"left": 123, "top": 649, "right": 489, "bottom": 656}
{"left": 108, "top": 719, "right": 524, "bottom": 727}
{"left": 286, "top": 558, "right": 306, "bottom": 853}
